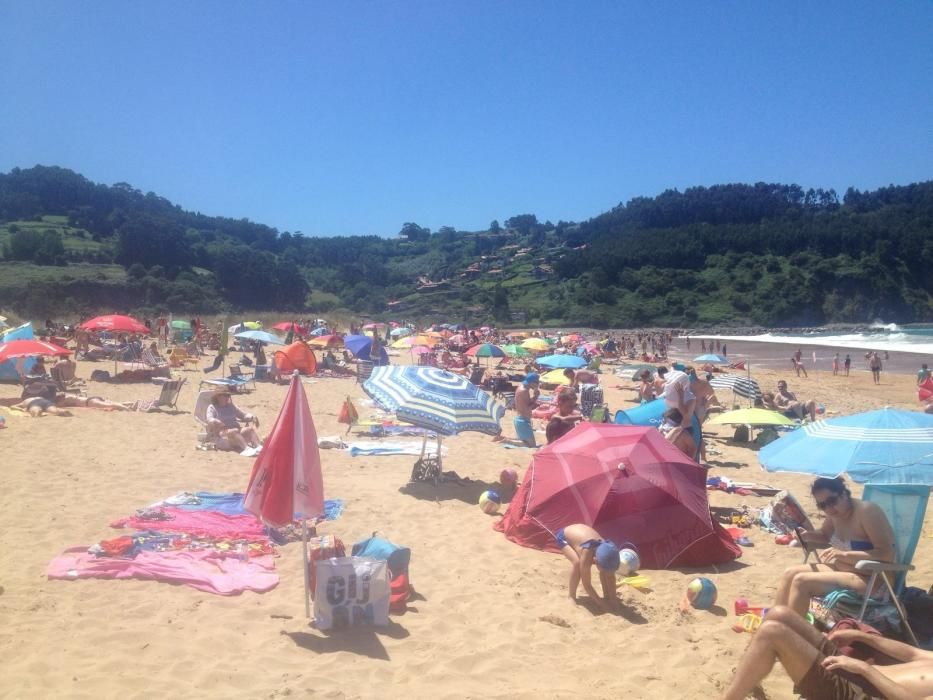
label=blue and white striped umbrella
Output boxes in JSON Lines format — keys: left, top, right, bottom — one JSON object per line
{"left": 709, "top": 374, "right": 762, "bottom": 400}
{"left": 759, "top": 408, "right": 933, "bottom": 484}
{"left": 234, "top": 330, "right": 286, "bottom": 345}
{"left": 363, "top": 366, "right": 505, "bottom": 436}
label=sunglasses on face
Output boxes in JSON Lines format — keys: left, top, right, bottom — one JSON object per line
{"left": 816, "top": 495, "right": 841, "bottom": 510}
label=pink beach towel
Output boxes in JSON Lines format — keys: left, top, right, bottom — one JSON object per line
{"left": 47, "top": 548, "right": 279, "bottom": 595}
{"left": 110, "top": 507, "right": 267, "bottom": 541}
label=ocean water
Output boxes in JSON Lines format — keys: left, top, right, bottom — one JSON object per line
{"left": 692, "top": 324, "right": 933, "bottom": 356}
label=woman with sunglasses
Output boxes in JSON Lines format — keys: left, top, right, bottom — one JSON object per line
{"left": 773, "top": 476, "right": 895, "bottom": 618}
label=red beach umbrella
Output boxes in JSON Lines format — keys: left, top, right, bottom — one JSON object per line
{"left": 80, "top": 314, "right": 150, "bottom": 334}
{"left": 0, "top": 339, "right": 71, "bottom": 363}
{"left": 243, "top": 372, "right": 325, "bottom": 616}
{"left": 495, "top": 423, "right": 741, "bottom": 569}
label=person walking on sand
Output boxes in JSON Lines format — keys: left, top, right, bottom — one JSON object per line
{"left": 869, "top": 352, "right": 883, "bottom": 385}
{"left": 844, "top": 353, "right": 851, "bottom": 377}
{"left": 556, "top": 523, "right": 620, "bottom": 613}
{"left": 832, "top": 352, "right": 839, "bottom": 376}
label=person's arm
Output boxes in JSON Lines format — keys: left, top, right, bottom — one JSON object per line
{"left": 820, "top": 656, "right": 924, "bottom": 700}
{"left": 828, "top": 629, "right": 931, "bottom": 662}
{"left": 577, "top": 550, "right": 606, "bottom": 610}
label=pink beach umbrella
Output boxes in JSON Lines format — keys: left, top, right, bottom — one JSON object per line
{"left": 244, "top": 372, "right": 325, "bottom": 616}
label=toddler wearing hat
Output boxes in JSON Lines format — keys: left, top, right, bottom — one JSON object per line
{"left": 556, "top": 523, "right": 619, "bottom": 612}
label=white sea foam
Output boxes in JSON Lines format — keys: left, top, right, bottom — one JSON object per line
{"left": 690, "top": 331, "right": 933, "bottom": 355}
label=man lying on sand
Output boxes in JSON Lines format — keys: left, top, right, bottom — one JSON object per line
{"left": 722, "top": 606, "right": 933, "bottom": 700}
{"left": 11, "top": 396, "right": 72, "bottom": 417}
{"left": 556, "top": 523, "right": 620, "bottom": 613}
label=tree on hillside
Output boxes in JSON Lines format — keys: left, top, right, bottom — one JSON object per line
{"left": 115, "top": 213, "right": 192, "bottom": 273}
{"left": 399, "top": 222, "right": 430, "bottom": 241}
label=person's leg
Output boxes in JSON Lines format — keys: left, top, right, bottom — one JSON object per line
{"left": 722, "top": 610, "right": 823, "bottom": 700}
{"left": 223, "top": 429, "right": 248, "bottom": 452}
{"left": 806, "top": 400, "right": 818, "bottom": 422}
{"left": 788, "top": 570, "right": 869, "bottom": 616}
{"left": 774, "top": 563, "right": 836, "bottom": 606}
{"left": 241, "top": 426, "right": 261, "bottom": 447}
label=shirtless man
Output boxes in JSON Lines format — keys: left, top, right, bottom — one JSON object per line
{"left": 774, "top": 380, "right": 818, "bottom": 421}
{"left": 494, "top": 373, "right": 540, "bottom": 447}
{"left": 722, "top": 605, "right": 933, "bottom": 700}
{"left": 556, "top": 523, "right": 620, "bottom": 613}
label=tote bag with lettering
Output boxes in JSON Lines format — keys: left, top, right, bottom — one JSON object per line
{"left": 313, "top": 556, "right": 390, "bottom": 631}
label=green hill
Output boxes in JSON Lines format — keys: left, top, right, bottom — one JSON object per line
{"left": 1, "top": 165, "right": 931, "bottom": 326}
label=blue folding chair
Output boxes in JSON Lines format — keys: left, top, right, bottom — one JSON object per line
{"left": 802, "top": 484, "right": 928, "bottom": 645}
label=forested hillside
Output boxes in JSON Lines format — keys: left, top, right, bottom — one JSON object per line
{"left": 1, "top": 166, "right": 931, "bottom": 326}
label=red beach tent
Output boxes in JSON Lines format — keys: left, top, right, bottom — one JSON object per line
{"left": 494, "top": 423, "right": 740, "bottom": 569}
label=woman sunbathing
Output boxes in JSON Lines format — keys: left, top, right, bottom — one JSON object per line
{"left": 774, "top": 476, "right": 895, "bottom": 618}
{"left": 56, "top": 393, "right": 134, "bottom": 411}
{"left": 11, "top": 396, "right": 72, "bottom": 417}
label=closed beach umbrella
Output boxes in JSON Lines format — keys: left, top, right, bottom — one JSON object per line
{"left": 709, "top": 374, "right": 763, "bottom": 400}
{"left": 363, "top": 366, "right": 505, "bottom": 436}
{"left": 537, "top": 354, "right": 587, "bottom": 369}
{"left": 235, "top": 330, "right": 286, "bottom": 345}
{"left": 759, "top": 408, "right": 933, "bottom": 485}
{"left": 465, "top": 343, "right": 507, "bottom": 358}
{"left": 0, "top": 338, "right": 71, "bottom": 362}
{"left": 709, "top": 408, "right": 796, "bottom": 427}
{"left": 81, "top": 314, "right": 150, "bottom": 334}
{"left": 243, "top": 372, "right": 325, "bottom": 617}
{"left": 522, "top": 338, "right": 550, "bottom": 352}
{"left": 693, "top": 353, "right": 728, "bottom": 364}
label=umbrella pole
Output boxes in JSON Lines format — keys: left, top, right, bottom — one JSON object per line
{"left": 436, "top": 435, "right": 443, "bottom": 486}
{"left": 302, "top": 519, "right": 311, "bottom": 618}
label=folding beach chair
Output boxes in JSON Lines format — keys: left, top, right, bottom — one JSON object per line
{"left": 467, "top": 366, "right": 486, "bottom": 386}
{"left": 228, "top": 364, "right": 255, "bottom": 391}
{"left": 155, "top": 377, "right": 186, "bottom": 410}
{"left": 798, "top": 484, "right": 929, "bottom": 644}
{"left": 193, "top": 388, "right": 222, "bottom": 447}
{"left": 357, "top": 360, "right": 374, "bottom": 384}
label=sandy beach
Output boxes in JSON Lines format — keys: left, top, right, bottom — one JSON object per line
{"left": 1, "top": 349, "right": 930, "bottom": 699}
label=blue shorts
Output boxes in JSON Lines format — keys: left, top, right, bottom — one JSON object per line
{"left": 513, "top": 415, "right": 536, "bottom": 447}
{"left": 554, "top": 528, "right": 601, "bottom": 551}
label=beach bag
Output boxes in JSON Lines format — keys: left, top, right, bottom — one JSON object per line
{"left": 732, "top": 425, "right": 750, "bottom": 443}
{"left": 313, "top": 556, "right": 390, "bottom": 631}
{"left": 307, "top": 534, "right": 346, "bottom": 595}
{"left": 21, "top": 381, "right": 58, "bottom": 401}
{"left": 90, "top": 369, "right": 111, "bottom": 382}
{"left": 352, "top": 536, "right": 413, "bottom": 612}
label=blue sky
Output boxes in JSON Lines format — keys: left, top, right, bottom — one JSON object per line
{"left": 1, "top": 2, "right": 931, "bottom": 236}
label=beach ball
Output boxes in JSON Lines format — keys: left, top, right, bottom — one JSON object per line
{"left": 618, "top": 548, "right": 640, "bottom": 576}
{"left": 499, "top": 468, "right": 518, "bottom": 488}
{"left": 478, "top": 490, "right": 501, "bottom": 514}
{"left": 685, "top": 577, "right": 718, "bottom": 610}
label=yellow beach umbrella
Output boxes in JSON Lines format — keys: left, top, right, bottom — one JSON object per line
{"left": 708, "top": 408, "right": 796, "bottom": 426}
{"left": 391, "top": 337, "right": 415, "bottom": 349}
{"left": 522, "top": 338, "right": 550, "bottom": 352}
{"left": 413, "top": 335, "right": 441, "bottom": 347}
{"left": 540, "top": 369, "right": 572, "bottom": 386}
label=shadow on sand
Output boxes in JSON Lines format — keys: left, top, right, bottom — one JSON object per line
{"left": 284, "top": 620, "right": 410, "bottom": 660}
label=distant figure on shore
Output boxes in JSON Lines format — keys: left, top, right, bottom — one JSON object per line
{"left": 918, "top": 363, "right": 931, "bottom": 386}
{"left": 832, "top": 352, "right": 839, "bottom": 376}
{"left": 869, "top": 352, "right": 883, "bottom": 385}
{"left": 721, "top": 343, "right": 727, "bottom": 357}
{"left": 701, "top": 339, "right": 707, "bottom": 352}
{"left": 792, "top": 355, "right": 808, "bottom": 378}
{"left": 844, "top": 353, "right": 851, "bottom": 377}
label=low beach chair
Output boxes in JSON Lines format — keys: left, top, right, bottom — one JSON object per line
{"left": 193, "top": 388, "right": 222, "bottom": 447}
{"left": 798, "top": 483, "right": 929, "bottom": 644}
{"left": 228, "top": 364, "right": 255, "bottom": 391}
{"left": 156, "top": 377, "right": 186, "bottom": 410}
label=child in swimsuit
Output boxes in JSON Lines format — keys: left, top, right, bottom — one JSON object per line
{"left": 556, "top": 523, "right": 620, "bottom": 613}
